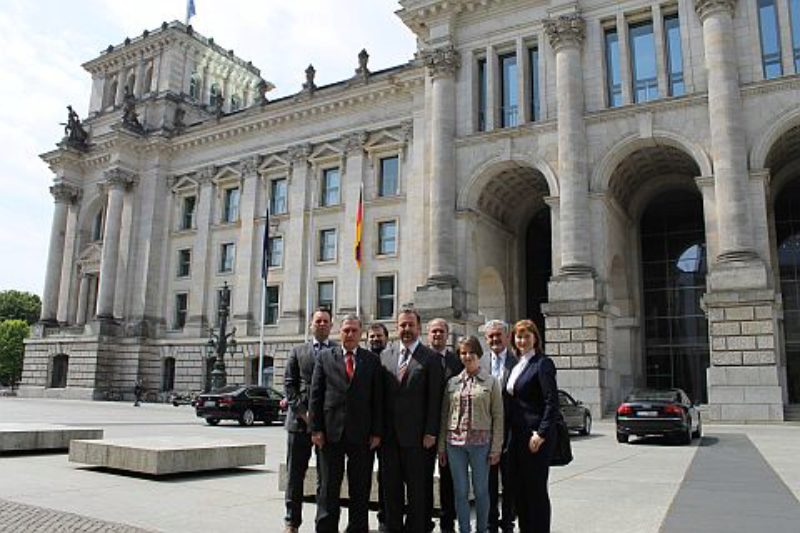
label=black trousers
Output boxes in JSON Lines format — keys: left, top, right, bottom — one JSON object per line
{"left": 425, "top": 447, "right": 455, "bottom": 531}
{"left": 381, "top": 438, "right": 427, "bottom": 533}
{"left": 488, "top": 449, "right": 516, "bottom": 532}
{"left": 285, "top": 431, "right": 319, "bottom": 528}
{"left": 377, "top": 448, "right": 387, "bottom": 526}
{"left": 316, "top": 439, "right": 374, "bottom": 533}
{"left": 510, "top": 430, "right": 554, "bottom": 533}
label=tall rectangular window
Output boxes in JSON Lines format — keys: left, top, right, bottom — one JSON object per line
{"left": 664, "top": 14, "right": 685, "bottom": 96}
{"left": 379, "top": 156, "right": 399, "bottom": 197}
{"left": 181, "top": 195, "right": 196, "bottom": 230}
{"left": 318, "top": 281, "right": 334, "bottom": 312}
{"left": 605, "top": 28, "right": 623, "bottom": 107}
{"left": 477, "top": 57, "right": 487, "bottom": 131}
{"left": 758, "top": 0, "right": 783, "bottom": 79}
{"left": 791, "top": 0, "right": 800, "bottom": 71}
{"left": 500, "top": 53, "right": 518, "bottom": 128}
{"left": 219, "top": 242, "right": 235, "bottom": 273}
{"left": 270, "top": 178, "right": 288, "bottom": 214}
{"left": 268, "top": 236, "right": 283, "bottom": 267}
{"left": 321, "top": 168, "right": 340, "bottom": 207}
{"left": 529, "top": 47, "right": 540, "bottom": 121}
{"left": 319, "top": 229, "right": 337, "bottom": 262}
{"left": 376, "top": 276, "right": 395, "bottom": 320}
{"left": 174, "top": 293, "right": 188, "bottom": 329}
{"left": 223, "top": 187, "right": 240, "bottom": 223}
{"left": 264, "top": 286, "right": 279, "bottom": 325}
{"left": 177, "top": 248, "right": 191, "bottom": 277}
{"left": 630, "top": 21, "right": 659, "bottom": 102}
{"left": 378, "top": 221, "right": 397, "bottom": 256}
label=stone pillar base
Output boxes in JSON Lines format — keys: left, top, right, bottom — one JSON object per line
{"left": 703, "top": 288, "right": 786, "bottom": 421}
{"left": 413, "top": 283, "right": 466, "bottom": 323}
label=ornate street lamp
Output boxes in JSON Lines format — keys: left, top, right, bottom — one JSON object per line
{"left": 205, "top": 281, "right": 237, "bottom": 392}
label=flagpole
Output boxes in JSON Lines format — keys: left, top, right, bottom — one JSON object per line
{"left": 257, "top": 207, "right": 270, "bottom": 387}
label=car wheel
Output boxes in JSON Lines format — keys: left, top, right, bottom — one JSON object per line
{"left": 679, "top": 420, "right": 692, "bottom": 445}
{"left": 239, "top": 408, "right": 255, "bottom": 426}
{"left": 205, "top": 418, "right": 220, "bottom": 426}
{"left": 616, "top": 431, "right": 628, "bottom": 443}
{"left": 692, "top": 416, "right": 702, "bottom": 440}
{"left": 580, "top": 414, "right": 592, "bottom": 436}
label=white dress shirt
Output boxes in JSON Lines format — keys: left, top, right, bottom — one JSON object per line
{"left": 506, "top": 350, "right": 535, "bottom": 395}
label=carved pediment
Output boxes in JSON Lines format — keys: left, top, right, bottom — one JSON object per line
{"left": 366, "top": 129, "right": 404, "bottom": 150}
{"left": 258, "top": 153, "right": 290, "bottom": 174}
{"left": 171, "top": 175, "right": 199, "bottom": 194}
{"left": 211, "top": 165, "right": 242, "bottom": 186}
{"left": 309, "top": 142, "right": 344, "bottom": 164}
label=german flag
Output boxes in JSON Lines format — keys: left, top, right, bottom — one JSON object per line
{"left": 354, "top": 186, "right": 363, "bottom": 267}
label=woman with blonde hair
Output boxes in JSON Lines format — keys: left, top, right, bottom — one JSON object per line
{"left": 438, "top": 335, "right": 504, "bottom": 533}
{"left": 506, "top": 319, "right": 559, "bottom": 533}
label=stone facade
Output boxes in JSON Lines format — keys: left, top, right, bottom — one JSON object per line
{"left": 21, "top": 2, "right": 800, "bottom": 421}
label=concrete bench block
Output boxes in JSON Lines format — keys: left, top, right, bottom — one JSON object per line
{"left": 69, "top": 437, "right": 265, "bottom": 475}
{"left": 0, "top": 424, "right": 103, "bottom": 452}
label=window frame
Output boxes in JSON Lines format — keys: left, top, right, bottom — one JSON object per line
{"left": 270, "top": 177, "right": 288, "bottom": 215}
{"left": 268, "top": 235, "right": 284, "bottom": 268}
{"left": 177, "top": 248, "right": 192, "bottom": 278}
{"left": 378, "top": 156, "right": 400, "bottom": 198}
{"left": 174, "top": 292, "right": 188, "bottom": 330}
{"left": 477, "top": 55, "right": 488, "bottom": 132}
{"left": 180, "top": 195, "right": 196, "bottom": 231}
{"left": 318, "top": 228, "right": 338, "bottom": 263}
{"left": 604, "top": 25, "right": 623, "bottom": 108}
{"left": 663, "top": 13, "right": 685, "bottom": 97}
{"left": 222, "top": 186, "right": 241, "bottom": 224}
{"left": 377, "top": 219, "right": 398, "bottom": 257}
{"left": 757, "top": 0, "right": 784, "bottom": 79}
{"left": 320, "top": 167, "right": 341, "bottom": 207}
{"left": 264, "top": 285, "right": 280, "bottom": 325}
{"left": 219, "top": 242, "right": 236, "bottom": 273}
{"left": 629, "top": 19, "right": 659, "bottom": 103}
{"left": 317, "top": 279, "right": 335, "bottom": 313}
{"left": 375, "top": 274, "right": 397, "bottom": 320}
{"left": 499, "top": 52, "right": 519, "bottom": 128}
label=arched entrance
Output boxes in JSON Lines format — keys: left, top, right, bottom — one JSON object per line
{"left": 469, "top": 161, "right": 553, "bottom": 328}
{"left": 767, "top": 122, "right": 800, "bottom": 403}
{"left": 606, "top": 144, "right": 708, "bottom": 403}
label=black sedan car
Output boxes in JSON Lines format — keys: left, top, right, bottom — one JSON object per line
{"left": 559, "top": 389, "right": 592, "bottom": 435}
{"left": 615, "top": 388, "right": 701, "bottom": 445}
{"left": 195, "top": 385, "right": 286, "bottom": 426}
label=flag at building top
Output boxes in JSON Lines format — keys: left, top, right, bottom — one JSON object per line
{"left": 186, "top": 0, "right": 196, "bottom": 25}
{"left": 354, "top": 187, "right": 363, "bottom": 268}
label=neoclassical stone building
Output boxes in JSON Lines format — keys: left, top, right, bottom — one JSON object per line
{"left": 21, "top": 0, "right": 800, "bottom": 421}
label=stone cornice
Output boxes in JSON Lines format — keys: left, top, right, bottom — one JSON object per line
{"left": 543, "top": 13, "right": 586, "bottom": 51}
{"left": 420, "top": 45, "right": 461, "bottom": 78}
{"left": 398, "top": 0, "right": 506, "bottom": 35}
{"left": 694, "top": 0, "right": 737, "bottom": 23}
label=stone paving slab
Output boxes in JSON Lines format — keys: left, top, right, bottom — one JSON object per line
{"left": 0, "top": 424, "right": 103, "bottom": 452}
{"left": 69, "top": 437, "right": 265, "bottom": 475}
{"left": 0, "top": 498, "right": 156, "bottom": 533}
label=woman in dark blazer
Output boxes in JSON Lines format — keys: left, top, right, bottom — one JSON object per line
{"left": 506, "top": 319, "right": 559, "bottom": 533}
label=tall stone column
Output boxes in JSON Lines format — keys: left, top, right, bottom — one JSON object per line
{"left": 422, "top": 45, "right": 460, "bottom": 287}
{"left": 282, "top": 144, "right": 312, "bottom": 333}
{"left": 233, "top": 157, "right": 260, "bottom": 331}
{"left": 40, "top": 182, "right": 79, "bottom": 324}
{"left": 695, "top": 0, "right": 755, "bottom": 262}
{"left": 57, "top": 198, "right": 81, "bottom": 324}
{"left": 96, "top": 168, "right": 133, "bottom": 320}
{"left": 186, "top": 168, "right": 214, "bottom": 335}
{"left": 341, "top": 132, "right": 368, "bottom": 315}
{"left": 75, "top": 273, "right": 90, "bottom": 326}
{"left": 544, "top": 14, "right": 592, "bottom": 276}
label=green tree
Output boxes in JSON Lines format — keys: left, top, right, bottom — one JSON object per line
{"left": 0, "top": 290, "right": 41, "bottom": 325}
{"left": 0, "top": 320, "right": 29, "bottom": 387}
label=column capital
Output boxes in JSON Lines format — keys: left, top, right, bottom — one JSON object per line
{"left": 238, "top": 155, "right": 260, "bottom": 176}
{"left": 694, "top": 0, "right": 737, "bottom": 22}
{"left": 344, "top": 131, "right": 368, "bottom": 154}
{"left": 196, "top": 165, "right": 217, "bottom": 185}
{"left": 543, "top": 13, "right": 586, "bottom": 52}
{"left": 102, "top": 167, "right": 135, "bottom": 189}
{"left": 288, "top": 143, "right": 312, "bottom": 165}
{"left": 49, "top": 182, "right": 80, "bottom": 203}
{"left": 420, "top": 45, "right": 461, "bottom": 78}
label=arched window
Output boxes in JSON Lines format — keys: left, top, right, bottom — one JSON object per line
{"left": 143, "top": 64, "right": 154, "bottom": 94}
{"left": 230, "top": 94, "right": 241, "bottom": 111}
{"left": 209, "top": 83, "right": 221, "bottom": 106}
{"left": 92, "top": 210, "right": 104, "bottom": 242}
{"left": 161, "top": 357, "right": 176, "bottom": 392}
{"left": 127, "top": 73, "right": 136, "bottom": 95}
{"left": 51, "top": 354, "right": 69, "bottom": 388}
{"left": 105, "top": 79, "right": 118, "bottom": 108}
{"left": 189, "top": 73, "right": 200, "bottom": 99}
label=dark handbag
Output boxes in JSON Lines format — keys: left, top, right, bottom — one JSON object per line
{"left": 549, "top": 414, "right": 573, "bottom": 467}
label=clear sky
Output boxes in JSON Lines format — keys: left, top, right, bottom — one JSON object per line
{"left": 0, "top": 0, "right": 416, "bottom": 297}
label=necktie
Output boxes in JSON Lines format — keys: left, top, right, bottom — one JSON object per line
{"left": 397, "top": 348, "right": 410, "bottom": 381}
{"left": 345, "top": 351, "right": 355, "bottom": 382}
{"left": 493, "top": 355, "right": 501, "bottom": 380}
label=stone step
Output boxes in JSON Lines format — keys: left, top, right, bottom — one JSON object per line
{"left": 783, "top": 404, "right": 800, "bottom": 422}
{"left": 0, "top": 424, "right": 103, "bottom": 452}
{"left": 69, "top": 437, "right": 265, "bottom": 475}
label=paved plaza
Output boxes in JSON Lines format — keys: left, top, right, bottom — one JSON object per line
{"left": 0, "top": 398, "right": 798, "bottom": 532}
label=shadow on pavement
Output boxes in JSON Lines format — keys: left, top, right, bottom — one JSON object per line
{"left": 77, "top": 465, "right": 267, "bottom": 482}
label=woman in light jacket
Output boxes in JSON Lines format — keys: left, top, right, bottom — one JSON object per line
{"left": 438, "top": 335, "right": 504, "bottom": 533}
{"left": 507, "top": 319, "right": 559, "bottom": 533}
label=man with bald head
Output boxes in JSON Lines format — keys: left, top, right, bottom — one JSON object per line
{"left": 426, "top": 318, "right": 463, "bottom": 533}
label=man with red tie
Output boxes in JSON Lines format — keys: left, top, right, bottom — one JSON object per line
{"left": 310, "top": 315, "right": 384, "bottom": 533}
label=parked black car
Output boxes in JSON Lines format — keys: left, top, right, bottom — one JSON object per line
{"left": 559, "top": 389, "right": 592, "bottom": 435}
{"left": 615, "top": 388, "right": 701, "bottom": 445}
{"left": 195, "top": 385, "right": 286, "bottom": 426}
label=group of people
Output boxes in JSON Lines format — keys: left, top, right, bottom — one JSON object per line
{"left": 283, "top": 307, "right": 560, "bottom": 533}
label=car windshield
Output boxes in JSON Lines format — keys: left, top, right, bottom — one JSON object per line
{"left": 626, "top": 390, "right": 680, "bottom": 402}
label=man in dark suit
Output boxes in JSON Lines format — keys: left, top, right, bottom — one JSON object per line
{"left": 367, "top": 321, "right": 390, "bottom": 532}
{"left": 380, "top": 308, "right": 443, "bottom": 533}
{"left": 310, "top": 315, "right": 383, "bottom": 533}
{"left": 283, "top": 308, "right": 336, "bottom": 533}
{"left": 426, "top": 318, "right": 463, "bottom": 533}
{"left": 481, "top": 320, "right": 518, "bottom": 533}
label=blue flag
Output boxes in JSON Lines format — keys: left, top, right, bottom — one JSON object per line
{"left": 186, "top": 0, "right": 196, "bottom": 24}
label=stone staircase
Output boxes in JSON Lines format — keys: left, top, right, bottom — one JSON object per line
{"left": 783, "top": 404, "right": 800, "bottom": 422}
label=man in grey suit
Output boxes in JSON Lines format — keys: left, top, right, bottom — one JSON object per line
{"left": 481, "top": 320, "right": 518, "bottom": 533}
{"left": 380, "top": 308, "right": 443, "bottom": 533}
{"left": 310, "top": 315, "right": 383, "bottom": 533}
{"left": 283, "top": 308, "right": 336, "bottom": 533}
